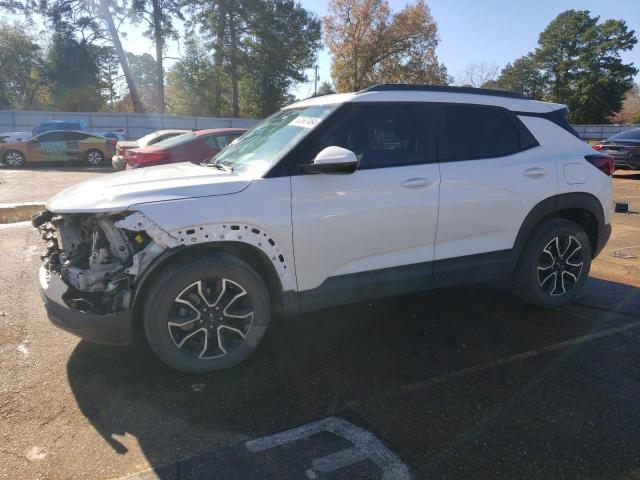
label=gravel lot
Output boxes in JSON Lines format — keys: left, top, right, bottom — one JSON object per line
{"left": 0, "top": 167, "right": 639, "bottom": 479}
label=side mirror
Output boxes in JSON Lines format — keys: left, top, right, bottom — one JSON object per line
{"left": 299, "top": 146, "right": 358, "bottom": 174}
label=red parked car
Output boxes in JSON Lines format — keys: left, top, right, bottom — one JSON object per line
{"left": 125, "top": 128, "right": 247, "bottom": 168}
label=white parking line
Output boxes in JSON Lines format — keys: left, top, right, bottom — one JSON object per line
{"left": 246, "top": 416, "right": 412, "bottom": 480}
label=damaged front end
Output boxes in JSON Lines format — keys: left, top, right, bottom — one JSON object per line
{"left": 33, "top": 210, "right": 169, "bottom": 344}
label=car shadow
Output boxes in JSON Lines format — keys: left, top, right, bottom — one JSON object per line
{"left": 613, "top": 171, "right": 640, "bottom": 180}
{"left": 66, "top": 278, "right": 640, "bottom": 479}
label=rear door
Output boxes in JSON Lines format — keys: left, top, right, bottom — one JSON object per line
{"left": 64, "top": 131, "right": 91, "bottom": 161}
{"left": 434, "top": 104, "right": 557, "bottom": 273}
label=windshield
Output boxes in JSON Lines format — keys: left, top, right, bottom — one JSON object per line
{"left": 153, "top": 131, "right": 195, "bottom": 147}
{"left": 212, "top": 104, "right": 337, "bottom": 175}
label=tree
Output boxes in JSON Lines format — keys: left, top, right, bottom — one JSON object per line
{"left": 17, "top": 0, "right": 146, "bottom": 111}
{"left": 610, "top": 84, "right": 640, "bottom": 124}
{"left": 46, "top": 29, "right": 107, "bottom": 111}
{"left": 316, "top": 81, "right": 336, "bottom": 96}
{"left": 485, "top": 54, "right": 547, "bottom": 99}
{"left": 0, "top": 22, "right": 48, "bottom": 109}
{"left": 165, "top": 36, "right": 223, "bottom": 116}
{"left": 239, "top": 0, "right": 321, "bottom": 117}
{"left": 534, "top": 10, "right": 637, "bottom": 123}
{"left": 457, "top": 61, "right": 498, "bottom": 88}
{"left": 184, "top": 0, "right": 321, "bottom": 117}
{"left": 130, "top": 0, "right": 182, "bottom": 113}
{"left": 323, "top": 0, "right": 449, "bottom": 92}
{"left": 184, "top": 0, "right": 249, "bottom": 116}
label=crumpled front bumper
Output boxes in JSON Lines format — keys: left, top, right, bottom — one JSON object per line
{"left": 38, "top": 267, "right": 133, "bottom": 346}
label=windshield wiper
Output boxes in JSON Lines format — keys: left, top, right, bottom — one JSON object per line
{"left": 205, "top": 160, "right": 234, "bottom": 172}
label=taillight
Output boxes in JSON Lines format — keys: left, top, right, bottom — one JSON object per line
{"left": 585, "top": 154, "right": 615, "bottom": 176}
{"left": 592, "top": 144, "right": 603, "bottom": 151}
{"left": 132, "top": 151, "right": 167, "bottom": 164}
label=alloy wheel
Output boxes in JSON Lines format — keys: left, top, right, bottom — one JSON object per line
{"left": 536, "top": 235, "right": 584, "bottom": 296}
{"left": 87, "top": 150, "right": 103, "bottom": 166}
{"left": 168, "top": 278, "right": 254, "bottom": 359}
{"left": 4, "top": 151, "right": 24, "bottom": 167}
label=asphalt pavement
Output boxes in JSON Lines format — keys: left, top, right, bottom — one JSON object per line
{"left": 0, "top": 167, "right": 639, "bottom": 480}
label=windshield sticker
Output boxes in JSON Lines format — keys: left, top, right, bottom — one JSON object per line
{"left": 289, "top": 116, "right": 322, "bottom": 129}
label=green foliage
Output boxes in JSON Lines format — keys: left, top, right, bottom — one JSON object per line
{"left": 165, "top": 36, "right": 226, "bottom": 116}
{"left": 46, "top": 30, "right": 107, "bottom": 111}
{"left": 182, "top": 0, "right": 321, "bottom": 118}
{"left": 0, "top": 22, "right": 48, "bottom": 109}
{"left": 536, "top": 10, "right": 637, "bottom": 123}
{"left": 485, "top": 55, "right": 547, "bottom": 100}
{"left": 316, "top": 81, "right": 336, "bottom": 96}
{"left": 629, "top": 111, "right": 640, "bottom": 125}
{"left": 240, "top": 0, "right": 321, "bottom": 117}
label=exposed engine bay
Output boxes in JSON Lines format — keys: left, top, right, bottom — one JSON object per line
{"left": 33, "top": 210, "right": 167, "bottom": 314}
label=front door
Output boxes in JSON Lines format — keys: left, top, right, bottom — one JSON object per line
{"left": 291, "top": 103, "right": 440, "bottom": 307}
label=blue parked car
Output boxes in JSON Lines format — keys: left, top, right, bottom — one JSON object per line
{"left": 32, "top": 120, "right": 88, "bottom": 136}
{"left": 32, "top": 120, "right": 126, "bottom": 140}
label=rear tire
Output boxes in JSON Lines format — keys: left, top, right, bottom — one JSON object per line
{"left": 3, "top": 150, "right": 25, "bottom": 167}
{"left": 513, "top": 218, "right": 591, "bottom": 307}
{"left": 86, "top": 149, "right": 104, "bottom": 166}
{"left": 143, "top": 253, "right": 271, "bottom": 373}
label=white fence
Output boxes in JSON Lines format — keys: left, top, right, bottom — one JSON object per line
{"left": 1, "top": 109, "right": 637, "bottom": 142}
{"left": 0, "top": 110, "right": 259, "bottom": 140}
{"left": 573, "top": 124, "right": 639, "bottom": 140}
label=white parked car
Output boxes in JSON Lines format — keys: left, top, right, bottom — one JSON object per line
{"left": 112, "top": 129, "right": 191, "bottom": 170}
{"left": 34, "top": 84, "right": 613, "bottom": 373}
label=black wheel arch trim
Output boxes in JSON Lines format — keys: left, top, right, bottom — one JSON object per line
{"left": 130, "top": 242, "right": 292, "bottom": 324}
{"left": 512, "top": 192, "right": 608, "bottom": 268}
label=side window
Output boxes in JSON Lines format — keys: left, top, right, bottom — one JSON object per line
{"left": 203, "top": 136, "right": 220, "bottom": 149}
{"left": 320, "top": 104, "right": 429, "bottom": 169}
{"left": 441, "top": 105, "right": 522, "bottom": 161}
{"left": 215, "top": 134, "right": 239, "bottom": 150}
{"left": 37, "top": 132, "right": 68, "bottom": 142}
{"left": 65, "top": 132, "right": 88, "bottom": 141}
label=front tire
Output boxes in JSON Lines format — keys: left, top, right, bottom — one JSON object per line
{"left": 3, "top": 150, "right": 26, "bottom": 167}
{"left": 143, "top": 253, "right": 271, "bottom": 373}
{"left": 86, "top": 149, "right": 104, "bottom": 166}
{"left": 513, "top": 218, "right": 591, "bottom": 307}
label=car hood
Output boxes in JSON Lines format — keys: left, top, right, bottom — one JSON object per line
{"left": 47, "top": 162, "right": 251, "bottom": 213}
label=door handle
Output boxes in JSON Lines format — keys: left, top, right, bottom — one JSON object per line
{"left": 523, "top": 167, "right": 548, "bottom": 178}
{"left": 401, "top": 177, "right": 431, "bottom": 188}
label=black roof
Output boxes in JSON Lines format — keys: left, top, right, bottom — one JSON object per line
{"left": 358, "top": 84, "right": 529, "bottom": 100}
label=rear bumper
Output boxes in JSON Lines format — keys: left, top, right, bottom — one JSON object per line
{"left": 111, "top": 155, "right": 126, "bottom": 171}
{"left": 39, "top": 267, "right": 133, "bottom": 345}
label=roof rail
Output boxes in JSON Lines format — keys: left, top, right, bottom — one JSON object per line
{"left": 358, "top": 83, "right": 529, "bottom": 100}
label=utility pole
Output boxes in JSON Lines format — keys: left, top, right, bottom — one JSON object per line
{"left": 314, "top": 65, "right": 318, "bottom": 96}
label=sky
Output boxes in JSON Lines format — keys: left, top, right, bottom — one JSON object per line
{"left": 5, "top": 0, "right": 640, "bottom": 101}
{"left": 291, "top": 0, "right": 640, "bottom": 99}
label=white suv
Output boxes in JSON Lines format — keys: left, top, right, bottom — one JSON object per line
{"left": 34, "top": 84, "right": 613, "bottom": 373}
